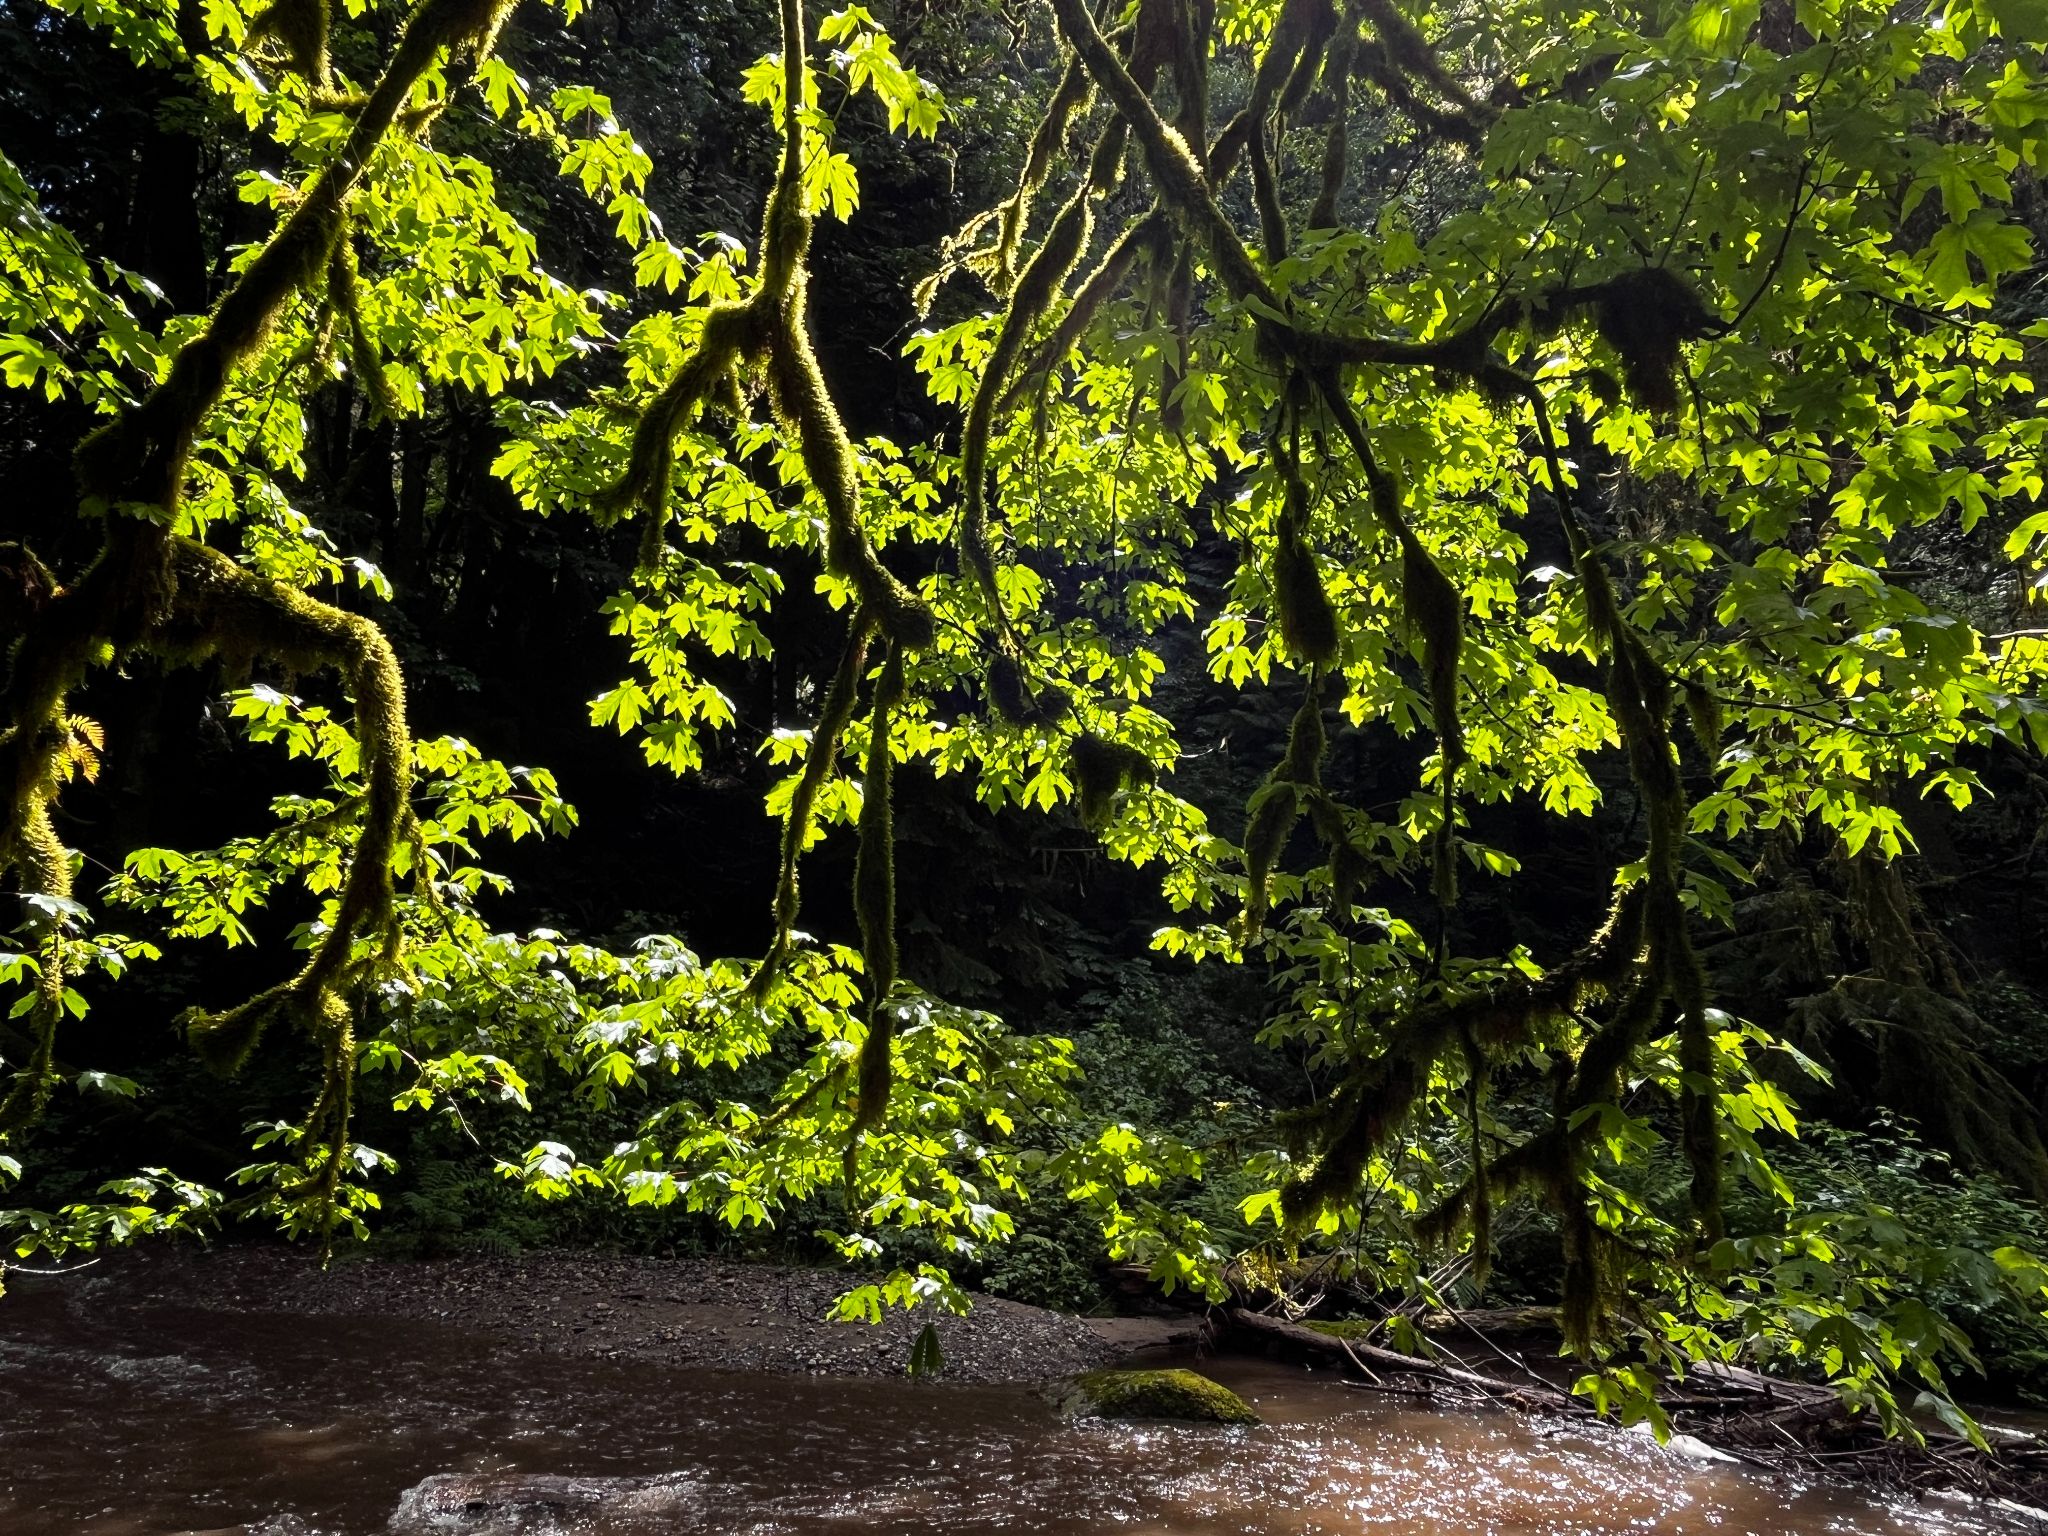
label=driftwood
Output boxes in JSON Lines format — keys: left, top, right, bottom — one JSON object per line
{"left": 1687, "top": 1358, "right": 1835, "bottom": 1407}
{"left": 1225, "top": 1306, "right": 1848, "bottom": 1427}
{"left": 1224, "top": 1307, "right": 1580, "bottom": 1414}
{"left": 1224, "top": 1303, "right": 2048, "bottom": 1516}
{"left": 1415, "top": 1305, "right": 1561, "bottom": 1337}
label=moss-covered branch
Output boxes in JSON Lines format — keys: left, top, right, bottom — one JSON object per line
{"left": 0, "top": 0, "right": 516, "bottom": 1220}
{"left": 602, "top": 0, "right": 930, "bottom": 650}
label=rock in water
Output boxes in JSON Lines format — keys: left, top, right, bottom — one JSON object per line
{"left": 389, "top": 1471, "right": 698, "bottom": 1533}
{"left": 1056, "top": 1367, "right": 1261, "bottom": 1425}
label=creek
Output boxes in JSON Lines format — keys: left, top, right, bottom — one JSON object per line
{"left": 0, "top": 1268, "right": 2029, "bottom": 1535}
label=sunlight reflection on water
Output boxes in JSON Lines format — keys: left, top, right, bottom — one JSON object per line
{"left": 0, "top": 1275, "right": 2026, "bottom": 1536}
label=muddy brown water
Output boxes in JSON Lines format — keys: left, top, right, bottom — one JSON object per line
{"left": 0, "top": 1270, "right": 2030, "bottom": 1535}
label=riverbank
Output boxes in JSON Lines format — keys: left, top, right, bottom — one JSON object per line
{"left": 0, "top": 1256, "right": 2011, "bottom": 1536}
{"left": 71, "top": 1243, "right": 1166, "bottom": 1384}
{"left": 8, "top": 1244, "right": 2047, "bottom": 1531}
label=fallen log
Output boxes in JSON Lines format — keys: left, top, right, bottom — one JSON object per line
{"left": 1223, "top": 1307, "right": 1581, "bottom": 1414}
{"left": 1416, "top": 1305, "right": 1561, "bottom": 1337}
{"left": 1221, "top": 1309, "right": 2048, "bottom": 1512}
{"left": 1688, "top": 1358, "right": 1836, "bottom": 1407}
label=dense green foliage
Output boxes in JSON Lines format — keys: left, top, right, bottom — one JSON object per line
{"left": 6, "top": 0, "right": 2048, "bottom": 1445}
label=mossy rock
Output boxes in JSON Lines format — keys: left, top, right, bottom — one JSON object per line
{"left": 1057, "top": 1368, "right": 1260, "bottom": 1425}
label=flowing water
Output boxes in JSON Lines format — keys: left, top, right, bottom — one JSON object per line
{"left": 0, "top": 1270, "right": 2030, "bottom": 1535}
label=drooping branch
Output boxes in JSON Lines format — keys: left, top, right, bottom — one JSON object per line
{"left": 846, "top": 640, "right": 906, "bottom": 1178}
{"left": 1280, "top": 881, "right": 1646, "bottom": 1228}
{"left": 957, "top": 120, "right": 1132, "bottom": 632}
{"left": 1208, "top": 0, "right": 1333, "bottom": 186}
{"left": 1, "top": 0, "right": 517, "bottom": 1225}
{"left": 1307, "top": 16, "right": 1358, "bottom": 231}
{"left": 600, "top": 0, "right": 931, "bottom": 651}
{"left": 1524, "top": 387, "right": 1718, "bottom": 1240}
{"left": 1029, "top": 2, "right": 1733, "bottom": 1324}
{"left": 1300, "top": 375, "right": 1724, "bottom": 1353}
{"left": 1000, "top": 208, "right": 1171, "bottom": 411}
{"left": 992, "top": 52, "right": 1095, "bottom": 289}
{"left": 1353, "top": 0, "right": 1488, "bottom": 141}
{"left": 751, "top": 609, "right": 874, "bottom": 997}
{"left": 1046, "top": 0, "right": 1280, "bottom": 314}
{"left": 1248, "top": 0, "right": 1337, "bottom": 260}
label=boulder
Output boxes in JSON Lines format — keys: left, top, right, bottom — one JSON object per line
{"left": 1056, "top": 1367, "right": 1260, "bottom": 1425}
{"left": 388, "top": 1471, "right": 697, "bottom": 1533}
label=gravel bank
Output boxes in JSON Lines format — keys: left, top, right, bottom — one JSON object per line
{"left": 92, "top": 1245, "right": 1131, "bottom": 1384}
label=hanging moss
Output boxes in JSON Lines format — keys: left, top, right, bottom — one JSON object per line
{"left": 767, "top": 305, "right": 933, "bottom": 650}
{"left": 751, "top": 612, "right": 873, "bottom": 996}
{"left": 1126, "top": 0, "right": 1182, "bottom": 90}
{"left": 1277, "top": 518, "right": 1343, "bottom": 667}
{"left": 985, "top": 652, "right": 1035, "bottom": 725}
{"left": 595, "top": 300, "right": 755, "bottom": 537}
{"left": 0, "top": 788, "right": 70, "bottom": 1134}
{"left": 1249, "top": 116, "right": 1289, "bottom": 264}
{"left": 1273, "top": 453, "right": 1341, "bottom": 668}
{"left": 1068, "top": 730, "right": 1154, "bottom": 828}
{"left": 328, "top": 236, "right": 405, "bottom": 424}
{"left": 1673, "top": 943, "right": 1722, "bottom": 1242}
{"left": 957, "top": 160, "right": 1099, "bottom": 617}
{"left": 1557, "top": 1177, "right": 1603, "bottom": 1356}
{"left": 1585, "top": 268, "right": 1715, "bottom": 416}
{"left": 250, "top": 0, "right": 331, "bottom": 82}
{"left": 1681, "top": 677, "right": 1722, "bottom": 758}
{"left": 1462, "top": 1029, "right": 1492, "bottom": 1292}
{"left": 1339, "top": 458, "right": 1464, "bottom": 912}
{"left": 848, "top": 644, "right": 906, "bottom": 1153}
{"left": 1003, "top": 211, "right": 1170, "bottom": 411}
{"left": 1277, "top": 682, "right": 1327, "bottom": 786}
{"left": 1165, "top": 0, "right": 1213, "bottom": 153}
{"left": 1275, "top": 2, "right": 1337, "bottom": 117}
{"left": 137, "top": 541, "right": 414, "bottom": 1250}
{"left": 1229, "top": 0, "right": 1334, "bottom": 263}
{"left": 1307, "top": 20, "right": 1357, "bottom": 231}
{"left": 1412, "top": 1123, "right": 1563, "bottom": 1253}
{"left": 1047, "top": 0, "right": 1277, "bottom": 319}
{"left": 1304, "top": 788, "right": 1370, "bottom": 915}
{"left": 992, "top": 53, "right": 1094, "bottom": 287}
{"left": 1397, "top": 527, "right": 1464, "bottom": 768}
{"left": 1280, "top": 880, "right": 1649, "bottom": 1228}
{"left": 605, "top": 0, "right": 930, "bottom": 647}
{"left": 1239, "top": 683, "right": 1325, "bottom": 939}
{"left": 3, "top": 0, "right": 517, "bottom": 1185}
{"left": 1207, "top": 0, "right": 1327, "bottom": 184}
{"left": 1239, "top": 782, "right": 1300, "bottom": 941}
{"left": 1523, "top": 390, "right": 1722, "bottom": 1249}
{"left": 1086, "top": 117, "right": 1135, "bottom": 197}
